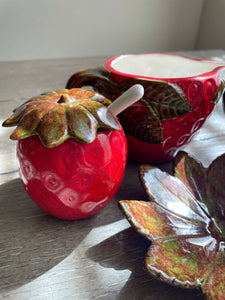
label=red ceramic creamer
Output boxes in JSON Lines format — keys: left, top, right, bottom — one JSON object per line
{"left": 66, "top": 53, "right": 225, "bottom": 163}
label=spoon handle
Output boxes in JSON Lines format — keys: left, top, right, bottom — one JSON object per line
{"left": 108, "top": 84, "right": 144, "bottom": 116}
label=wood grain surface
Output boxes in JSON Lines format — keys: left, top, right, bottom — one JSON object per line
{"left": 0, "top": 50, "right": 225, "bottom": 300}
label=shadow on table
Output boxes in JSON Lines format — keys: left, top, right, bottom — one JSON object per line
{"left": 0, "top": 177, "right": 127, "bottom": 294}
{"left": 0, "top": 159, "right": 173, "bottom": 295}
{"left": 86, "top": 228, "right": 203, "bottom": 300}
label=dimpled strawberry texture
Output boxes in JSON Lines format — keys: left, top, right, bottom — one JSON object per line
{"left": 17, "top": 127, "right": 127, "bottom": 220}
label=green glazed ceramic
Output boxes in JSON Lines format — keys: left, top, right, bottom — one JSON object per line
{"left": 119, "top": 151, "right": 225, "bottom": 300}
{"left": 3, "top": 88, "right": 120, "bottom": 147}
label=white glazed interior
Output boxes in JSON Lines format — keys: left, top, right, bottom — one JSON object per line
{"left": 111, "top": 54, "right": 225, "bottom": 78}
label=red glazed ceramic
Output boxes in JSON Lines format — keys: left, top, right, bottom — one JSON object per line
{"left": 2, "top": 88, "right": 127, "bottom": 220}
{"left": 66, "top": 53, "right": 225, "bottom": 163}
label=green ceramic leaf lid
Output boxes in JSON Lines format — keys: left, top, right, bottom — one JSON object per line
{"left": 2, "top": 88, "right": 120, "bottom": 147}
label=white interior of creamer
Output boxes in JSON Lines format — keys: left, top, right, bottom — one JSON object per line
{"left": 111, "top": 54, "right": 225, "bottom": 78}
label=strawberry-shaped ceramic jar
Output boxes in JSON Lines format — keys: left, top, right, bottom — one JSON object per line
{"left": 2, "top": 88, "right": 129, "bottom": 220}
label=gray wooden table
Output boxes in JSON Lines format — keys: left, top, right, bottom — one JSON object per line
{"left": 1, "top": 50, "right": 225, "bottom": 300}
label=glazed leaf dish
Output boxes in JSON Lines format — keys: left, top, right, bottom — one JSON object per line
{"left": 119, "top": 151, "right": 225, "bottom": 300}
{"left": 2, "top": 88, "right": 120, "bottom": 147}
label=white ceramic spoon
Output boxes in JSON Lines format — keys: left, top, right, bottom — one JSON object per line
{"left": 108, "top": 84, "right": 144, "bottom": 116}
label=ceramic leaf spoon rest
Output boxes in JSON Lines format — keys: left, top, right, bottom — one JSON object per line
{"left": 119, "top": 151, "right": 225, "bottom": 300}
{"left": 66, "top": 53, "right": 225, "bottom": 163}
{"left": 2, "top": 85, "right": 144, "bottom": 220}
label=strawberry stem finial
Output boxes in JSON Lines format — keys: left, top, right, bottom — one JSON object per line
{"left": 57, "top": 94, "right": 72, "bottom": 104}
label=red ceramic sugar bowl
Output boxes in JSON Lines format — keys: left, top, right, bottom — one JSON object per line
{"left": 2, "top": 86, "right": 143, "bottom": 220}
{"left": 66, "top": 53, "right": 225, "bottom": 163}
